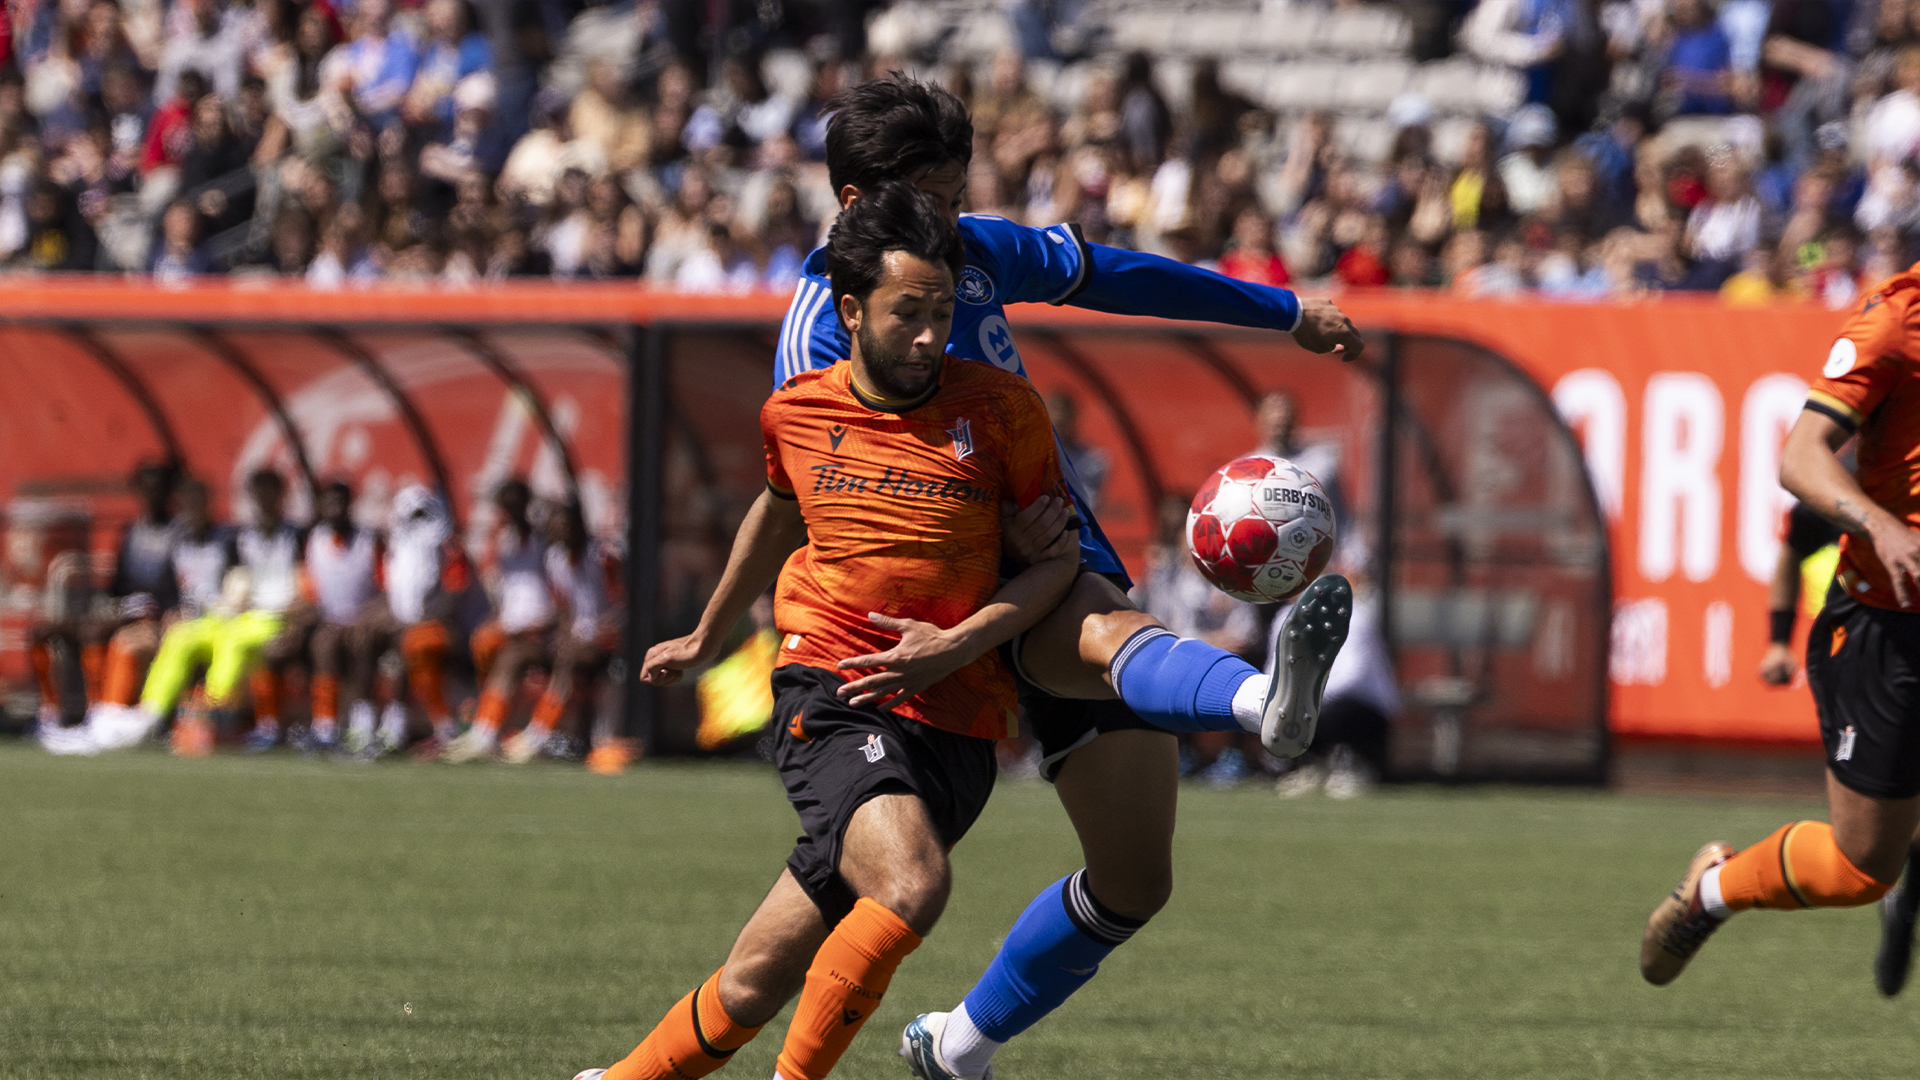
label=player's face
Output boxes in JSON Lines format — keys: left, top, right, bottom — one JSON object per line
{"left": 319, "top": 489, "right": 350, "bottom": 525}
{"left": 908, "top": 161, "right": 967, "bottom": 226}
{"left": 180, "top": 486, "right": 209, "bottom": 530}
{"left": 851, "top": 251, "right": 955, "bottom": 399}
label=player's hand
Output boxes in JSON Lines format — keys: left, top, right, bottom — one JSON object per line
{"left": 835, "top": 613, "right": 973, "bottom": 711}
{"left": 1865, "top": 517, "right": 1920, "bottom": 608}
{"left": 1001, "top": 496, "right": 1073, "bottom": 566}
{"left": 1757, "top": 642, "right": 1798, "bottom": 687}
{"left": 1291, "top": 298, "right": 1364, "bottom": 363}
{"left": 641, "top": 633, "right": 715, "bottom": 686}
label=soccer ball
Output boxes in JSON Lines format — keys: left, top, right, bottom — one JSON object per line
{"left": 1186, "top": 455, "right": 1336, "bottom": 603}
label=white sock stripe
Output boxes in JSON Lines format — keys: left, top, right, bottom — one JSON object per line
{"left": 1064, "top": 870, "right": 1138, "bottom": 946}
{"left": 1106, "top": 628, "right": 1176, "bottom": 695}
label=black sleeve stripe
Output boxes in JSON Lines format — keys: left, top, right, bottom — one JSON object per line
{"left": 1804, "top": 399, "right": 1858, "bottom": 433}
{"left": 1049, "top": 223, "right": 1093, "bottom": 306}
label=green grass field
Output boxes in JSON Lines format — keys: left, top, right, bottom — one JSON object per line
{"left": 2, "top": 742, "right": 1914, "bottom": 1080}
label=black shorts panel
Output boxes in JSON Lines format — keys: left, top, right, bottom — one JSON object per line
{"left": 771, "top": 665, "right": 997, "bottom": 927}
{"left": 1805, "top": 594, "right": 1920, "bottom": 799}
{"left": 1007, "top": 569, "right": 1162, "bottom": 781}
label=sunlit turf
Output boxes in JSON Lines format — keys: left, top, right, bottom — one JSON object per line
{"left": 0, "top": 741, "right": 1910, "bottom": 1079}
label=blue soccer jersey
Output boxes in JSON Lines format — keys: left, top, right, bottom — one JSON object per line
{"left": 774, "top": 213, "right": 1306, "bottom": 583}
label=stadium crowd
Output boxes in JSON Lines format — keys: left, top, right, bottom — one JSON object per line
{"left": 0, "top": 0, "right": 1901, "bottom": 304}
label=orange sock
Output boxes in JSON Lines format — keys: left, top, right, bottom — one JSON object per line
{"left": 29, "top": 641, "right": 56, "bottom": 704}
{"left": 400, "top": 623, "right": 449, "bottom": 720}
{"left": 80, "top": 643, "right": 105, "bottom": 700}
{"left": 774, "top": 898, "right": 922, "bottom": 1080}
{"left": 250, "top": 669, "right": 280, "bottom": 721}
{"left": 311, "top": 673, "right": 339, "bottom": 722}
{"left": 531, "top": 688, "right": 565, "bottom": 730}
{"left": 473, "top": 687, "right": 508, "bottom": 733}
{"left": 604, "top": 969, "right": 763, "bottom": 1080}
{"left": 101, "top": 641, "right": 144, "bottom": 706}
{"left": 1718, "top": 821, "right": 1894, "bottom": 910}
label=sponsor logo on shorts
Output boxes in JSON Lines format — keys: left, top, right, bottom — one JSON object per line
{"left": 862, "top": 733, "right": 886, "bottom": 763}
{"left": 1836, "top": 724, "right": 1856, "bottom": 762}
{"left": 956, "top": 266, "right": 995, "bottom": 305}
{"left": 788, "top": 710, "right": 809, "bottom": 743}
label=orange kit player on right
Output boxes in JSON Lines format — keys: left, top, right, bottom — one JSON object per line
{"left": 1641, "top": 268, "right": 1920, "bottom": 994}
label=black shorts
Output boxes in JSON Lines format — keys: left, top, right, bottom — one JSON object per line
{"left": 772, "top": 664, "right": 997, "bottom": 927}
{"left": 1008, "top": 569, "right": 1162, "bottom": 782}
{"left": 1805, "top": 592, "right": 1920, "bottom": 799}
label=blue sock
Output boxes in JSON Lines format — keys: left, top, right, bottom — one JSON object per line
{"left": 959, "top": 870, "right": 1147, "bottom": 1042}
{"left": 1107, "top": 628, "right": 1256, "bottom": 734}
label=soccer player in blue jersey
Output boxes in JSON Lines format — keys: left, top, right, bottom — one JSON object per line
{"left": 773, "top": 74, "right": 1363, "bottom": 1080}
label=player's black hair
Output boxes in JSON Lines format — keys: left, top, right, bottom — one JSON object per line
{"left": 495, "top": 477, "right": 531, "bottom": 504}
{"left": 823, "top": 72, "right": 973, "bottom": 195}
{"left": 246, "top": 468, "right": 285, "bottom": 493}
{"left": 824, "top": 181, "right": 965, "bottom": 315}
{"left": 318, "top": 479, "right": 352, "bottom": 505}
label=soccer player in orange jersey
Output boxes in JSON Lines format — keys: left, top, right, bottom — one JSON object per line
{"left": 568, "top": 184, "right": 1082, "bottom": 1080}
{"left": 1641, "top": 269, "right": 1920, "bottom": 991}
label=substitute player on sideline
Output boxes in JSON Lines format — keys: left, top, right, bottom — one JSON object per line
{"left": 571, "top": 183, "right": 1081, "bottom": 1080}
{"left": 1640, "top": 268, "right": 1920, "bottom": 992}
{"left": 776, "top": 74, "right": 1355, "bottom": 1080}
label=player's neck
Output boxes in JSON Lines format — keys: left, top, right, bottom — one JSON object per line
{"left": 847, "top": 356, "right": 941, "bottom": 414}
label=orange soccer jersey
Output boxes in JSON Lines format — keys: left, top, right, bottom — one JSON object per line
{"left": 1807, "top": 265, "right": 1920, "bottom": 610}
{"left": 761, "top": 358, "right": 1068, "bottom": 739}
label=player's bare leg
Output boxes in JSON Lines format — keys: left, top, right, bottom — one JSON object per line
{"left": 1054, "top": 730, "right": 1178, "bottom": 920}
{"left": 1643, "top": 772, "right": 1919, "bottom": 985}
{"left": 1017, "top": 570, "right": 1350, "bottom": 757}
{"left": 1874, "top": 824, "right": 1920, "bottom": 996}
{"left": 585, "top": 794, "right": 950, "bottom": 1080}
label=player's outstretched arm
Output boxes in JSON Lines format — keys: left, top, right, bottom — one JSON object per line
{"left": 835, "top": 516, "right": 1080, "bottom": 710}
{"left": 1781, "top": 409, "right": 1920, "bottom": 607}
{"left": 641, "top": 490, "right": 806, "bottom": 686}
{"left": 1069, "top": 242, "right": 1365, "bottom": 362}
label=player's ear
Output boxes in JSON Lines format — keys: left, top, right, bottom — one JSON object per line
{"left": 838, "top": 291, "right": 863, "bottom": 334}
{"left": 837, "top": 183, "right": 861, "bottom": 210}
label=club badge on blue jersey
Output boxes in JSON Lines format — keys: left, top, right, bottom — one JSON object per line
{"left": 956, "top": 266, "right": 996, "bottom": 305}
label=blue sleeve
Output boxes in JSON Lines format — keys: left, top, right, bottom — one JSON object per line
{"left": 772, "top": 276, "right": 849, "bottom": 389}
{"left": 1071, "top": 241, "right": 1302, "bottom": 332}
{"left": 960, "top": 216, "right": 1089, "bottom": 304}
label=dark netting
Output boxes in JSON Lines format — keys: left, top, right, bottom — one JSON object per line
{"left": 1384, "top": 335, "right": 1610, "bottom": 782}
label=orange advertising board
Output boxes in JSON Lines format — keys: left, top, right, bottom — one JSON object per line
{"left": 0, "top": 281, "right": 1858, "bottom": 745}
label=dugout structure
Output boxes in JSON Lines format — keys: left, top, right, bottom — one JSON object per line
{"left": 0, "top": 282, "right": 1608, "bottom": 781}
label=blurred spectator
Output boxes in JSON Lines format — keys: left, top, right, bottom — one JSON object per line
{"left": 1661, "top": 0, "right": 1736, "bottom": 116}
{"left": 1499, "top": 104, "right": 1560, "bottom": 216}
{"left": 1217, "top": 206, "right": 1289, "bottom": 287}
{"left": 148, "top": 197, "right": 210, "bottom": 280}
{"left": 1687, "top": 149, "right": 1762, "bottom": 277}
{"left": 1046, "top": 390, "right": 1108, "bottom": 511}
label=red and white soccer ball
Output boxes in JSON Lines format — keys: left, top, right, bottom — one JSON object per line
{"left": 1186, "top": 455, "right": 1336, "bottom": 603}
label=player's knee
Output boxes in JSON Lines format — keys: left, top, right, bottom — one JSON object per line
{"left": 866, "top": 859, "right": 950, "bottom": 936}
{"left": 716, "top": 956, "right": 798, "bottom": 1027}
{"left": 1088, "top": 865, "right": 1172, "bottom": 921}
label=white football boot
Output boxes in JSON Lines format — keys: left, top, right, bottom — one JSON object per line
{"left": 568, "top": 1071, "right": 606, "bottom": 1080}
{"left": 91, "top": 704, "right": 163, "bottom": 751}
{"left": 1258, "top": 574, "right": 1351, "bottom": 757}
{"left": 899, "top": 1012, "right": 993, "bottom": 1080}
